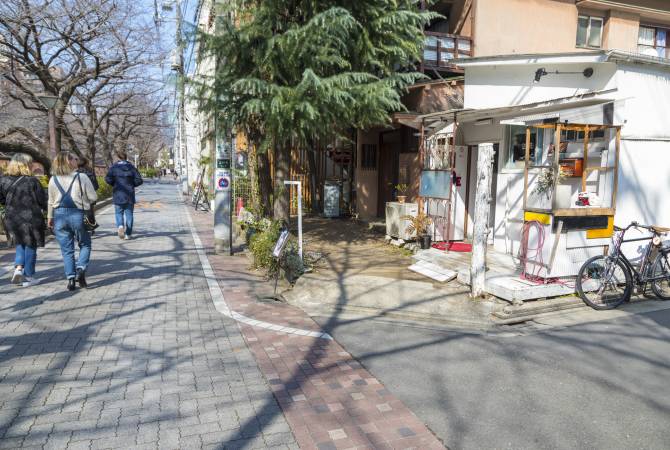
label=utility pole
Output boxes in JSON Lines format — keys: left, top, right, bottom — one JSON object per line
{"left": 470, "top": 142, "right": 495, "bottom": 297}
{"left": 173, "top": 0, "right": 189, "bottom": 195}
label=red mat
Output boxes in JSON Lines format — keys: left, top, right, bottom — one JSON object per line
{"left": 431, "top": 241, "right": 472, "bottom": 252}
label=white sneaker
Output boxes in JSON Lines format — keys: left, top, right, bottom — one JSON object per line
{"left": 22, "top": 277, "right": 40, "bottom": 287}
{"left": 124, "top": 235, "right": 131, "bottom": 240}
{"left": 11, "top": 268, "right": 23, "bottom": 284}
{"left": 118, "top": 226, "right": 125, "bottom": 239}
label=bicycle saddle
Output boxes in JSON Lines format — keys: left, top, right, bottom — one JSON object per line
{"left": 652, "top": 225, "right": 670, "bottom": 233}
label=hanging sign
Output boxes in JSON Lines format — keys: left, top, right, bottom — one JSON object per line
{"left": 272, "top": 230, "right": 290, "bottom": 258}
{"left": 215, "top": 169, "right": 231, "bottom": 191}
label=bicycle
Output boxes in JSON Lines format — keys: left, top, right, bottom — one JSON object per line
{"left": 576, "top": 221, "right": 670, "bottom": 310}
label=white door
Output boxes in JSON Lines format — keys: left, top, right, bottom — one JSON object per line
{"left": 451, "top": 146, "right": 469, "bottom": 241}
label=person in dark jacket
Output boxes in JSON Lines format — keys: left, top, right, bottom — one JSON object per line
{"left": 0, "top": 153, "right": 48, "bottom": 287}
{"left": 77, "top": 156, "right": 99, "bottom": 191}
{"left": 105, "top": 150, "right": 143, "bottom": 240}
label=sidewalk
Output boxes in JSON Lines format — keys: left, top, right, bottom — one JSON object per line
{"left": 188, "top": 207, "right": 446, "bottom": 449}
{"left": 0, "top": 183, "right": 297, "bottom": 449}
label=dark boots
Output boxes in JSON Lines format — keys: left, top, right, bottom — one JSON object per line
{"left": 76, "top": 268, "right": 87, "bottom": 288}
{"left": 67, "top": 278, "right": 76, "bottom": 291}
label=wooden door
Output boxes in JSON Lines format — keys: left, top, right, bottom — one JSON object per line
{"left": 377, "top": 143, "right": 398, "bottom": 217}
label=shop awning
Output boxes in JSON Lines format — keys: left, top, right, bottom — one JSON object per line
{"left": 419, "top": 89, "right": 619, "bottom": 128}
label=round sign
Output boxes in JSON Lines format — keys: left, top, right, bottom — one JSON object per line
{"left": 218, "top": 177, "right": 230, "bottom": 189}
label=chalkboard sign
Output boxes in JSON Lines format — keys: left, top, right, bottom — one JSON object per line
{"left": 272, "top": 230, "right": 290, "bottom": 257}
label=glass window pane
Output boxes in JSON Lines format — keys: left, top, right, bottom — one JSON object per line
{"left": 458, "top": 40, "right": 470, "bottom": 51}
{"left": 440, "top": 52, "right": 454, "bottom": 61}
{"left": 576, "top": 16, "right": 588, "bottom": 46}
{"left": 440, "top": 37, "right": 455, "bottom": 49}
{"left": 657, "top": 29, "right": 666, "bottom": 47}
{"left": 424, "top": 49, "right": 437, "bottom": 61}
{"left": 588, "top": 18, "right": 603, "bottom": 47}
{"left": 639, "top": 45, "right": 658, "bottom": 56}
{"left": 638, "top": 26, "right": 655, "bottom": 46}
{"left": 425, "top": 36, "right": 437, "bottom": 47}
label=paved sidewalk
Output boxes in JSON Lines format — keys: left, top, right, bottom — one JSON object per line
{"left": 0, "top": 183, "right": 297, "bottom": 449}
{"left": 189, "top": 208, "right": 446, "bottom": 449}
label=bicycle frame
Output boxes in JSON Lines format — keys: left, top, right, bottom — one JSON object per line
{"left": 609, "top": 228, "right": 667, "bottom": 285}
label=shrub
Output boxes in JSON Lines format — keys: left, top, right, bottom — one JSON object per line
{"left": 248, "top": 219, "right": 282, "bottom": 276}
{"left": 96, "top": 177, "right": 113, "bottom": 201}
{"left": 140, "top": 168, "right": 159, "bottom": 178}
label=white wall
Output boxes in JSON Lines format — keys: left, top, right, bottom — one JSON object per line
{"left": 464, "top": 62, "right": 618, "bottom": 109}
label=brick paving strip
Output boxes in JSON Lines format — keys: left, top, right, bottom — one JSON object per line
{"left": 0, "top": 183, "right": 297, "bottom": 449}
{"left": 187, "top": 204, "right": 446, "bottom": 450}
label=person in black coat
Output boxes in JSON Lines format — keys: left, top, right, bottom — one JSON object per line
{"left": 77, "top": 156, "right": 99, "bottom": 191}
{"left": 0, "top": 153, "right": 48, "bottom": 287}
{"left": 105, "top": 150, "right": 143, "bottom": 240}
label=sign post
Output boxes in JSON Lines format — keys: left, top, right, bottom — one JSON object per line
{"left": 214, "top": 133, "right": 234, "bottom": 255}
{"left": 283, "top": 180, "right": 303, "bottom": 259}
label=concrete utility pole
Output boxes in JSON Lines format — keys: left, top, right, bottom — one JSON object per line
{"left": 214, "top": 127, "right": 234, "bottom": 255}
{"left": 470, "top": 142, "right": 495, "bottom": 297}
{"left": 174, "top": 0, "right": 189, "bottom": 195}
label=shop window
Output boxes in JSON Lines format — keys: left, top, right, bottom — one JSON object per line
{"left": 361, "top": 144, "right": 377, "bottom": 170}
{"left": 505, "top": 125, "right": 538, "bottom": 169}
{"left": 638, "top": 26, "right": 668, "bottom": 59}
{"left": 560, "top": 129, "right": 606, "bottom": 142}
{"left": 576, "top": 15, "right": 603, "bottom": 48}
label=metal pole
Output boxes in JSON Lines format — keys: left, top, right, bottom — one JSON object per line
{"left": 175, "top": 0, "right": 189, "bottom": 195}
{"left": 284, "top": 180, "right": 303, "bottom": 260}
{"left": 48, "top": 108, "right": 57, "bottom": 157}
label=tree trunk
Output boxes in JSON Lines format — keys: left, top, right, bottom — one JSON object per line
{"left": 306, "top": 147, "right": 320, "bottom": 213}
{"left": 257, "top": 150, "right": 272, "bottom": 216}
{"left": 273, "top": 143, "right": 290, "bottom": 223}
{"left": 247, "top": 141, "right": 261, "bottom": 212}
{"left": 470, "top": 142, "right": 495, "bottom": 298}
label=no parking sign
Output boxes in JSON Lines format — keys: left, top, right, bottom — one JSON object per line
{"left": 215, "top": 169, "right": 231, "bottom": 191}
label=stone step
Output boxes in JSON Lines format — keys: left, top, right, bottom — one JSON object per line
{"left": 492, "top": 295, "right": 585, "bottom": 324}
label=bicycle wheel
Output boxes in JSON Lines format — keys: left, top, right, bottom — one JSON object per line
{"left": 650, "top": 252, "right": 670, "bottom": 300}
{"left": 576, "top": 255, "right": 632, "bottom": 310}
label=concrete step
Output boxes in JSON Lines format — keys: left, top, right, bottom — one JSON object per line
{"left": 492, "top": 295, "right": 585, "bottom": 324}
{"left": 408, "top": 260, "right": 457, "bottom": 283}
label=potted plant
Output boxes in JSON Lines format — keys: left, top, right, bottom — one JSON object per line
{"left": 395, "top": 183, "right": 409, "bottom": 203}
{"left": 402, "top": 211, "right": 433, "bottom": 249}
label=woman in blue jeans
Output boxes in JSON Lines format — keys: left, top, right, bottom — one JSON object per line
{"left": 0, "top": 153, "right": 47, "bottom": 287}
{"left": 48, "top": 152, "right": 98, "bottom": 291}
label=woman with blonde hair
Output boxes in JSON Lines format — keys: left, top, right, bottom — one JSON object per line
{"left": 48, "top": 151, "right": 97, "bottom": 291}
{"left": 0, "top": 153, "right": 48, "bottom": 287}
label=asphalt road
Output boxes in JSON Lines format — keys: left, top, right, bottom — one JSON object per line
{"left": 316, "top": 308, "right": 670, "bottom": 450}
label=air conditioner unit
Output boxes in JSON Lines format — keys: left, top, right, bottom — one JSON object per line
{"left": 386, "top": 202, "right": 419, "bottom": 240}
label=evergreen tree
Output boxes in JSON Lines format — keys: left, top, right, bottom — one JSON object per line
{"left": 196, "top": 0, "right": 437, "bottom": 220}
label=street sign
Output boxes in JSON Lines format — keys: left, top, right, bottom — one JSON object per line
{"left": 217, "top": 158, "right": 231, "bottom": 169}
{"left": 215, "top": 169, "right": 231, "bottom": 191}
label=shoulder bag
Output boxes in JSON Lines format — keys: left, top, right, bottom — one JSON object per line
{"left": 77, "top": 174, "right": 99, "bottom": 232}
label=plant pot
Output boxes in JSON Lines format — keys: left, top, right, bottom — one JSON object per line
{"left": 419, "top": 234, "right": 432, "bottom": 250}
{"left": 397, "top": 195, "right": 406, "bottom": 203}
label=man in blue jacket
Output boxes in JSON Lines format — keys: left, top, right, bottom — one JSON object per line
{"left": 105, "top": 150, "right": 143, "bottom": 240}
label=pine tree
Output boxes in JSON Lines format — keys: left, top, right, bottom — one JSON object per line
{"left": 196, "top": 0, "right": 437, "bottom": 220}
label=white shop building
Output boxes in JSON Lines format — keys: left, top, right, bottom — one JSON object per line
{"left": 416, "top": 50, "right": 670, "bottom": 297}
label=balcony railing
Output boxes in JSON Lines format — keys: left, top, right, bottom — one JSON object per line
{"left": 422, "top": 31, "right": 472, "bottom": 72}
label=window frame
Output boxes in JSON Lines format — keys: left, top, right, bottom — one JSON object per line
{"left": 576, "top": 15, "right": 604, "bottom": 49}
{"left": 638, "top": 24, "right": 669, "bottom": 59}
{"left": 361, "top": 143, "right": 378, "bottom": 170}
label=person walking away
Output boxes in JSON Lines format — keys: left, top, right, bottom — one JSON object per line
{"left": 77, "top": 156, "right": 99, "bottom": 190}
{"left": 0, "top": 153, "right": 47, "bottom": 287}
{"left": 48, "top": 151, "right": 98, "bottom": 291}
{"left": 76, "top": 156, "right": 99, "bottom": 233}
{"left": 105, "top": 150, "right": 143, "bottom": 240}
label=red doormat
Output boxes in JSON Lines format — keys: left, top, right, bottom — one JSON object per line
{"left": 432, "top": 241, "right": 473, "bottom": 252}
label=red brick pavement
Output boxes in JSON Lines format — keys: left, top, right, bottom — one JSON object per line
{"left": 189, "top": 207, "right": 446, "bottom": 450}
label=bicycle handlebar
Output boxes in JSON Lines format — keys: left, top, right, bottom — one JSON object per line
{"left": 614, "top": 221, "right": 656, "bottom": 232}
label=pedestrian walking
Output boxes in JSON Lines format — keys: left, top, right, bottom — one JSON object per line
{"left": 48, "top": 151, "right": 98, "bottom": 291}
{"left": 0, "top": 153, "right": 48, "bottom": 287}
{"left": 76, "top": 156, "right": 99, "bottom": 233}
{"left": 105, "top": 150, "right": 143, "bottom": 240}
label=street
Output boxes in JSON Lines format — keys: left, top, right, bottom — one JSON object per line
{"left": 316, "top": 308, "right": 670, "bottom": 450}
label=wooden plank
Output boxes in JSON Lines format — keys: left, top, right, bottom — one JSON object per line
{"left": 613, "top": 127, "right": 621, "bottom": 211}
{"left": 547, "top": 220, "right": 564, "bottom": 275}
{"left": 583, "top": 167, "right": 613, "bottom": 173}
{"left": 523, "top": 127, "right": 531, "bottom": 210}
{"left": 553, "top": 207, "right": 615, "bottom": 217}
{"left": 551, "top": 124, "right": 562, "bottom": 211}
{"left": 582, "top": 125, "right": 589, "bottom": 192}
